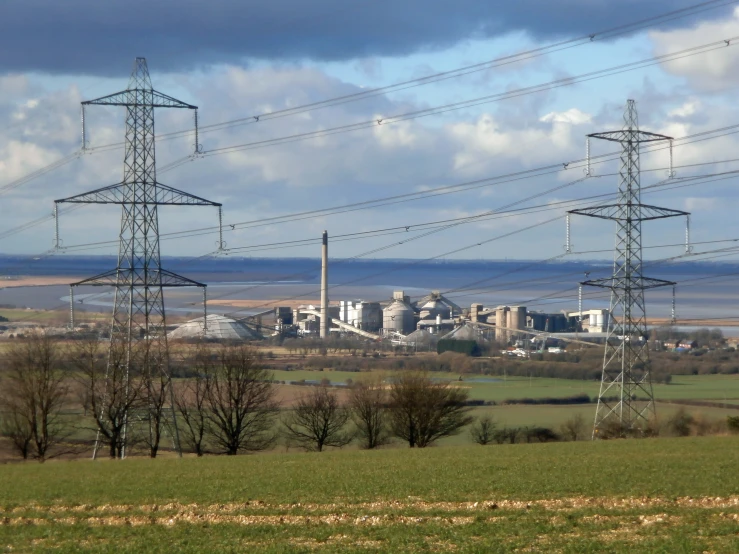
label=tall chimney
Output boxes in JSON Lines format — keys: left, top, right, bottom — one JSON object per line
{"left": 320, "top": 230, "right": 329, "bottom": 339}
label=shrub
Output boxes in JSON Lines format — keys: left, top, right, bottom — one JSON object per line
{"left": 559, "top": 413, "right": 588, "bottom": 441}
{"left": 470, "top": 416, "right": 496, "bottom": 445}
{"left": 727, "top": 416, "right": 739, "bottom": 434}
{"left": 666, "top": 408, "right": 694, "bottom": 437}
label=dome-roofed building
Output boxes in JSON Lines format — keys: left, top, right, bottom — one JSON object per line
{"left": 169, "top": 314, "right": 259, "bottom": 340}
{"left": 382, "top": 291, "right": 416, "bottom": 336}
{"left": 413, "top": 290, "right": 461, "bottom": 319}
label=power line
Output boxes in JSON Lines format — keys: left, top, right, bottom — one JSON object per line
{"left": 34, "top": 124, "right": 739, "bottom": 253}
{"left": 28, "top": 165, "right": 739, "bottom": 325}
{"left": 6, "top": 19, "right": 736, "bottom": 205}
{"left": 74, "top": 0, "right": 739, "bottom": 148}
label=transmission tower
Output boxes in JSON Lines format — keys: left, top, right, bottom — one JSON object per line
{"left": 569, "top": 99, "right": 689, "bottom": 438}
{"left": 56, "top": 58, "right": 222, "bottom": 458}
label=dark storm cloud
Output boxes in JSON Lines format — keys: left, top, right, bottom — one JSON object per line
{"left": 1, "top": 0, "right": 731, "bottom": 75}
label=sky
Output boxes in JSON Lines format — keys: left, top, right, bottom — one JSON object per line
{"left": 2, "top": 0, "right": 739, "bottom": 265}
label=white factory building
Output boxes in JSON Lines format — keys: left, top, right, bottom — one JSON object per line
{"left": 339, "top": 300, "right": 382, "bottom": 333}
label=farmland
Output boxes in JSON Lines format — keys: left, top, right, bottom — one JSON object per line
{"left": 267, "top": 369, "right": 739, "bottom": 403}
{"left": 0, "top": 437, "right": 738, "bottom": 552}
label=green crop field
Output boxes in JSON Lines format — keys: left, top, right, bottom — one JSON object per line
{"left": 269, "top": 369, "right": 739, "bottom": 403}
{"left": 0, "top": 437, "right": 738, "bottom": 552}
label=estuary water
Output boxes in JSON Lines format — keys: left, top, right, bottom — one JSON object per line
{"left": 0, "top": 255, "right": 736, "bottom": 334}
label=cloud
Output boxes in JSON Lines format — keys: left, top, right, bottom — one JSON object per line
{"left": 450, "top": 109, "right": 588, "bottom": 173}
{"left": 651, "top": 7, "right": 739, "bottom": 90}
{"left": 540, "top": 108, "right": 592, "bottom": 125}
{"left": 0, "top": 0, "right": 731, "bottom": 75}
{"left": 684, "top": 196, "right": 717, "bottom": 211}
{"left": 668, "top": 100, "right": 700, "bottom": 118}
{"left": 1, "top": 62, "right": 738, "bottom": 261}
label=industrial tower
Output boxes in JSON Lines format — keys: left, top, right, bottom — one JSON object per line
{"left": 56, "top": 58, "right": 222, "bottom": 457}
{"left": 569, "top": 100, "right": 688, "bottom": 437}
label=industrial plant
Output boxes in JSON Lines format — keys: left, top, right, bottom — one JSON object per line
{"left": 242, "top": 288, "right": 613, "bottom": 346}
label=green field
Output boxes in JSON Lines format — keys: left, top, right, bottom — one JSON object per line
{"left": 1, "top": 437, "right": 738, "bottom": 552}
{"left": 271, "top": 369, "right": 739, "bottom": 402}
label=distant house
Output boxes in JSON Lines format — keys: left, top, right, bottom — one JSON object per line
{"left": 675, "top": 339, "right": 698, "bottom": 350}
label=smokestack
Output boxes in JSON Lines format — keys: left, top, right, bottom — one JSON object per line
{"left": 320, "top": 230, "right": 329, "bottom": 339}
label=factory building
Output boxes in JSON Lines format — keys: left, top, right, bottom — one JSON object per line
{"left": 565, "top": 309, "right": 611, "bottom": 333}
{"left": 293, "top": 304, "right": 340, "bottom": 336}
{"left": 413, "top": 291, "right": 461, "bottom": 318}
{"left": 527, "top": 311, "right": 574, "bottom": 333}
{"left": 413, "top": 290, "right": 460, "bottom": 334}
{"left": 382, "top": 291, "right": 416, "bottom": 336}
{"left": 339, "top": 300, "right": 382, "bottom": 333}
{"left": 274, "top": 307, "right": 293, "bottom": 326}
{"left": 417, "top": 315, "right": 455, "bottom": 335}
{"left": 467, "top": 303, "right": 600, "bottom": 341}
{"left": 469, "top": 303, "right": 496, "bottom": 323}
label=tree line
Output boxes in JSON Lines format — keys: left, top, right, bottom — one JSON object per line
{"left": 0, "top": 334, "right": 474, "bottom": 460}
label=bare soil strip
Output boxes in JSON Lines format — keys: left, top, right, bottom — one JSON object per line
{"left": 1, "top": 495, "right": 737, "bottom": 528}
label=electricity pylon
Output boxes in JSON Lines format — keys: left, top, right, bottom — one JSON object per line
{"left": 569, "top": 99, "right": 689, "bottom": 438}
{"left": 56, "top": 58, "right": 222, "bottom": 458}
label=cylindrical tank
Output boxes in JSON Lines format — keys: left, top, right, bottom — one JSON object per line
{"left": 593, "top": 312, "right": 602, "bottom": 329}
{"left": 509, "top": 306, "right": 526, "bottom": 330}
{"left": 602, "top": 311, "right": 610, "bottom": 330}
{"left": 383, "top": 300, "right": 415, "bottom": 335}
{"left": 495, "top": 306, "right": 509, "bottom": 342}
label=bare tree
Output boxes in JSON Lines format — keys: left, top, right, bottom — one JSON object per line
{"left": 173, "top": 346, "right": 211, "bottom": 456}
{"left": 0, "top": 333, "right": 70, "bottom": 461}
{"left": 0, "top": 410, "right": 33, "bottom": 460}
{"left": 130, "top": 337, "right": 179, "bottom": 458}
{"left": 559, "top": 413, "right": 588, "bottom": 442}
{"left": 204, "top": 344, "right": 279, "bottom": 455}
{"left": 470, "top": 415, "right": 496, "bottom": 445}
{"left": 142, "top": 366, "right": 171, "bottom": 458}
{"left": 283, "top": 386, "right": 352, "bottom": 452}
{"left": 72, "top": 338, "right": 144, "bottom": 459}
{"left": 389, "top": 372, "right": 474, "bottom": 448}
{"left": 348, "top": 378, "right": 389, "bottom": 449}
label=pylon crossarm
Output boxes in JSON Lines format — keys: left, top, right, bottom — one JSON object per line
{"left": 569, "top": 204, "right": 689, "bottom": 221}
{"left": 83, "top": 89, "right": 196, "bottom": 110}
{"left": 55, "top": 182, "right": 221, "bottom": 206}
{"left": 153, "top": 183, "right": 221, "bottom": 206}
{"left": 69, "top": 268, "right": 206, "bottom": 289}
{"left": 581, "top": 276, "right": 675, "bottom": 290}
{"left": 158, "top": 269, "right": 206, "bottom": 288}
{"left": 70, "top": 269, "right": 120, "bottom": 287}
{"left": 588, "top": 129, "right": 673, "bottom": 143}
{"left": 56, "top": 182, "right": 128, "bottom": 204}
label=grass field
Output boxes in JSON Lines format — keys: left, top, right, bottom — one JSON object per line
{"left": 269, "top": 369, "right": 739, "bottom": 402}
{"left": 0, "top": 437, "right": 738, "bottom": 552}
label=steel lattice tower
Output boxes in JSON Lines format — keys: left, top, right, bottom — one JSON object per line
{"left": 569, "top": 100, "right": 688, "bottom": 437}
{"left": 56, "top": 58, "right": 222, "bottom": 457}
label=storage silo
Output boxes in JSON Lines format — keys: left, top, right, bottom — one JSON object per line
{"left": 383, "top": 291, "right": 416, "bottom": 335}
{"left": 509, "top": 306, "right": 526, "bottom": 332}
{"left": 470, "top": 303, "right": 483, "bottom": 322}
{"left": 495, "top": 306, "right": 509, "bottom": 342}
